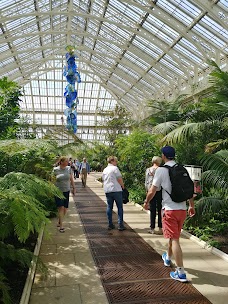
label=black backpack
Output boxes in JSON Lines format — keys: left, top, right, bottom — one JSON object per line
{"left": 163, "top": 164, "right": 194, "bottom": 203}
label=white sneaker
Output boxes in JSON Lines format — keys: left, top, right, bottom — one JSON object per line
{"left": 148, "top": 229, "right": 155, "bottom": 234}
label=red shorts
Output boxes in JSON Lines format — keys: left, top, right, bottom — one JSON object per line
{"left": 162, "top": 210, "right": 187, "bottom": 239}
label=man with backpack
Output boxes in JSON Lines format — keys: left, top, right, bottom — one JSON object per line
{"left": 144, "top": 146, "right": 195, "bottom": 282}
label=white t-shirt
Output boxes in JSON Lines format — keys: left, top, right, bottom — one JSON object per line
{"left": 152, "top": 160, "right": 186, "bottom": 211}
{"left": 81, "top": 162, "right": 87, "bottom": 169}
{"left": 102, "top": 164, "right": 122, "bottom": 193}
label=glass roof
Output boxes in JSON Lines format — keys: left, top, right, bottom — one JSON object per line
{"left": 0, "top": 0, "right": 227, "bottom": 143}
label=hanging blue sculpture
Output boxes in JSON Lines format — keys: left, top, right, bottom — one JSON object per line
{"left": 63, "top": 45, "right": 81, "bottom": 133}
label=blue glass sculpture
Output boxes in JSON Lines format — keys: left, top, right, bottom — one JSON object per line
{"left": 63, "top": 45, "right": 81, "bottom": 133}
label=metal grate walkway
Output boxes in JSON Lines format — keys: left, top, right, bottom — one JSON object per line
{"left": 75, "top": 190, "right": 211, "bottom": 304}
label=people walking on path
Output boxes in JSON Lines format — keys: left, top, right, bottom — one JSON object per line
{"left": 102, "top": 156, "right": 126, "bottom": 231}
{"left": 72, "top": 159, "right": 80, "bottom": 179}
{"left": 144, "top": 146, "right": 195, "bottom": 282}
{"left": 53, "top": 156, "right": 76, "bottom": 232}
{"left": 145, "top": 156, "right": 163, "bottom": 234}
{"left": 79, "top": 158, "right": 90, "bottom": 187}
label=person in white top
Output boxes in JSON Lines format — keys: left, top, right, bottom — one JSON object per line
{"left": 144, "top": 146, "right": 195, "bottom": 283}
{"left": 145, "top": 156, "right": 163, "bottom": 234}
{"left": 102, "top": 156, "right": 126, "bottom": 231}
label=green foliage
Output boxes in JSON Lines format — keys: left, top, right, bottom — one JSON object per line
{"left": 184, "top": 217, "right": 228, "bottom": 249}
{"left": 0, "top": 77, "right": 22, "bottom": 139}
{"left": 0, "top": 139, "right": 58, "bottom": 178}
{"left": 87, "top": 142, "right": 113, "bottom": 171}
{"left": 0, "top": 271, "right": 11, "bottom": 304}
{"left": 100, "top": 105, "right": 134, "bottom": 146}
{"left": 129, "top": 185, "right": 146, "bottom": 205}
{"left": 0, "top": 172, "right": 64, "bottom": 241}
{"left": 149, "top": 99, "right": 180, "bottom": 124}
{"left": 115, "top": 129, "right": 160, "bottom": 187}
{"left": 0, "top": 171, "right": 62, "bottom": 302}
{"left": 201, "top": 150, "right": 228, "bottom": 184}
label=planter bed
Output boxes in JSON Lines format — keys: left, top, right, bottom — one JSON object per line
{"left": 2, "top": 227, "right": 44, "bottom": 304}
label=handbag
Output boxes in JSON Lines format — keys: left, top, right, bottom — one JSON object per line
{"left": 122, "top": 188, "right": 129, "bottom": 204}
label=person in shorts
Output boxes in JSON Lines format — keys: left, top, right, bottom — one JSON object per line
{"left": 144, "top": 146, "right": 195, "bottom": 282}
{"left": 53, "top": 156, "right": 76, "bottom": 232}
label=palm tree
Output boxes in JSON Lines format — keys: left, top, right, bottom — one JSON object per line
{"left": 147, "top": 61, "right": 228, "bottom": 222}
{"left": 158, "top": 61, "right": 228, "bottom": 150}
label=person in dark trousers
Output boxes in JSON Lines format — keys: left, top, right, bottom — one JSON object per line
{"left": 102, "top": 156, "right": 126, "bottom": 231}
{"left": 144, "top": 146, "right": 195, "bottom": 282}
{"left": 79, "top": 158, "right": 90, "bottom": 187}
{"left": 145, "top": 156, "right": 163, "bottom": 234}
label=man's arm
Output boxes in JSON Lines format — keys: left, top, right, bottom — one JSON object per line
{"left": 117, "top": 177, "right": 124, "bottom": 189}
{"left": 144, "top": 185, "right": 158, "bottom": 209}
{"left": 188, "top": 197, "right": 195, "bottom": 217}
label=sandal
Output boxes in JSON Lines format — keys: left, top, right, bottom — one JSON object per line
{"left": 59, "top": 228, "right": 65, "bottom": 233}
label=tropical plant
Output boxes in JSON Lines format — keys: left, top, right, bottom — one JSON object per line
{"left": 0, "top": 77, "right": 22, "bottom": 139}
{"left": 0, "top": 139, "right": 59, "bottom": 179}
{"left": 155, "top": 62, "right": 228, "bottom": 151}
{"left": 144, "top": 61, "right": 228, "bottom": 227}
{"left": 99, "top": 105, "right": 133, "bottom": 146}
{"left": 115, "top": 129, "right": 160, "bottom": 188}
{"left": 186, "top": 150, "right": 228, "bottom": 223}
{"left": 0, "top": 172, "right": 64, "bottom": 303}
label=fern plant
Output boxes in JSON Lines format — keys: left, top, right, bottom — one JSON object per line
{"left": 0, "top": 172, "right": 64, "bottom": 303}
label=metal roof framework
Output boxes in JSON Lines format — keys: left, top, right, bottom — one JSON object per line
{"left": 0, "top": 0, "right": 227, "bottom": 143}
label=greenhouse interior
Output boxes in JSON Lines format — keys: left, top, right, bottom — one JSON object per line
{"left": 0, "top": 0, "right": 227, "bottom": 304}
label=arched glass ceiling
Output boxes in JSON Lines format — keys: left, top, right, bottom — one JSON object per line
{"left": 0, "top": 0, "right": 227, "bottom": 143}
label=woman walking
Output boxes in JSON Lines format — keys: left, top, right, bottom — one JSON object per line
{"left": 145, "top": 156, "right": 163, "bottom": 234}
{"left": 53, "top": 156, "right": 76, "bottom": 232}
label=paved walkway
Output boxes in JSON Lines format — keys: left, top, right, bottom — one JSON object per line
{"left": 29, "top": 173, "right": 228, "bottom": 304}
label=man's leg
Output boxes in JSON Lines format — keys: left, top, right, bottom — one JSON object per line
{"left": 84, "top": 171, "right": 88, "bottom": 186}
{"left": 106, "top": 192, "right": 114, "bottom": 227}
{"left": 164, "top": 210, "right": 188, "bottom": 282}
{"left": 171, "top": 238, "right": 183, "bottom": 266}
{"left": 167, "top": 238, "right": 173, "bottom": 258}
{"left": 114, "top": 191, "right": 124, "bottom": 229}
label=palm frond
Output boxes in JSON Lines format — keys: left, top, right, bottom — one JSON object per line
{"left": 190, "top": 196, "right": 227, "bottom": 224}
{"left": 201, "top": 150, "right": 228, "bottom": 182}
{"left": 162, "top": 118, "right": 223, "bottom": 144}
{"left": 205, "top": 139, "right": 228, "bottom": 153}
{"left": 152, "top": 121, "right": 181, "bottom": 135}
{"left": 203, "top": 170, "right": 228, "bottom": 190}
{"left": 161, "top": 122, "right": 202, "bottom": 144}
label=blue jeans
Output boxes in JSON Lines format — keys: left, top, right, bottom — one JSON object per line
{"left": 105, "top": 191, "right": 124, "bottom": 227}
